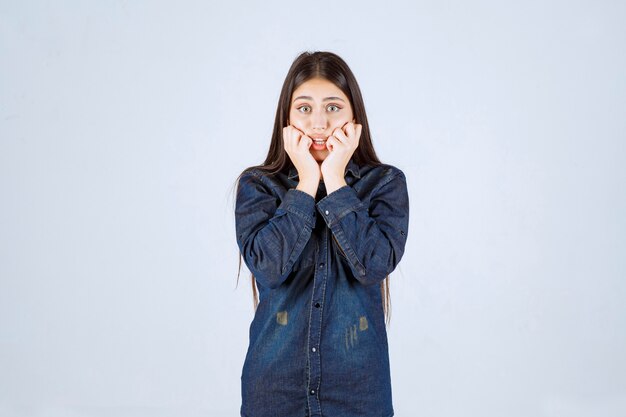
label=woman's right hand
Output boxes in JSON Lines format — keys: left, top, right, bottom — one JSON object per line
{"left": 283, "top": 125, "right": 321, "bottom": 196}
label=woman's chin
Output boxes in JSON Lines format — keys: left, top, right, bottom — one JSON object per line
{"left": 310, "top": 148, "right": 329, "bottom": 162}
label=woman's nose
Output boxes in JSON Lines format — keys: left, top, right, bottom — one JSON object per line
{"left": 311, "top": 108, "right": 327, "bottom": 130}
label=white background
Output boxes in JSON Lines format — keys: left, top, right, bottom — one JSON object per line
{"left": 1, "top": 1, "right": 625, "bottom": 416}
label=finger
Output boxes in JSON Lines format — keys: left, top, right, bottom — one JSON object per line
{"left": 332, "top": 127, "right": 348, "bottom": 144}
{"left": 292, "top": 125, "right": 307, "bottom": 144}
{"left": 326, "top": 136, "right": 340, "bottom": 152}
{"left": 290, "top": 126, "right": 303, "bottom": 142}
{"left": 283, "top": 126, "right": 291, "bottom": 151}
{"left": 344, "top": 121, "right": 355, "bottom": 138}
{"left": 355, "top": 124, "right": 362, "bottom": 142}
{"left": 285, "top": 126, "right": 301, "bottom": 153}
{"left": 299, "top": 134, "right": 312, "bottom": 150}
{"left": 353, "top": 125, "right": 362, "bottom": 149}
{"left": 290, "top": 124, "right": 306, "bottom": 137}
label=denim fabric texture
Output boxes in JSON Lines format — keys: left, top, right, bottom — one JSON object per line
{"left": 235, "top": 158, "right": 409, "bottom": 417}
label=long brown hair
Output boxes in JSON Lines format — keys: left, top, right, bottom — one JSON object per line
{"left": 234, "top": 51, "right": 393, "bottom": 325}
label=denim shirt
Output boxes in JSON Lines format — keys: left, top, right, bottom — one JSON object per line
{"left": 235, "top": 158, "right": 409, "bottom": 417}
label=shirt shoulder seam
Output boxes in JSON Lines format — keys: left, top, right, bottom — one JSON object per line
{"left": 371, "top": 164, "right": 406, "bottom": 195}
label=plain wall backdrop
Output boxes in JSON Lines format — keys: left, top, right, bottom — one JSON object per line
{"left": 1, "top": 1, "right": 625, "bottom": 416}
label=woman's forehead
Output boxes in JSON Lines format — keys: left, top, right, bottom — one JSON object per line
{"left": 292, "top": 78, "right": 347, "bottom": 101}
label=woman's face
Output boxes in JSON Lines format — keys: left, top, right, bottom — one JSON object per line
{"left": 288, "top": 77, "right": 354, "bottom": 162}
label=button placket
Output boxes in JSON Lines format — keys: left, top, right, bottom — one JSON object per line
{"left": 307, "top": 226, "right": 327, "bottom": 414}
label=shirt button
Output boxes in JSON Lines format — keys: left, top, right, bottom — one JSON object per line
{"left": 312, "top": 347, "right": 316, "bottom": 352}
{"left": 319, "top": 263, "right": 324, "bottom": 268}
{"left": 314, "top": 302, "right": 320, "bottom": 308}
{"left": 324, "top": 210, "right": 329, "bottom": 215}
{"left": 310, "top": 389, "right": 315, "bottom": 395}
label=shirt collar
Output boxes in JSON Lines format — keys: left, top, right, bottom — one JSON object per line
{"left": 287, "top": 158, "right": 361, "bottom": 180}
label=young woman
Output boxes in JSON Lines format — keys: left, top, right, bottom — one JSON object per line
{"left": 234, "top": 51, "right": 409, "bottom": 417}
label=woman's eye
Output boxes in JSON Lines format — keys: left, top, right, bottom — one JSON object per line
{"left": 296, "top": 105, "right": 341, "bottom": 113}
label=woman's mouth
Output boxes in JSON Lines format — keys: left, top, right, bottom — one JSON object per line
{"left": 311, "top": 138, "right": 327, "bottom": 150}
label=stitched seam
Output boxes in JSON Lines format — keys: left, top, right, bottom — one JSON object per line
{"left": 305, "top": 235, "right": 319, "bottom": 413}
{"left": 315, "top": 228, "right": 328, "bottom": 417}
{"left": 283, "top": 204, "right": 315, "bottom": 227}
{"left": 332, "top": 233, "right": 348, "bottom": 260}
{"left": 332, "top": 200, "right": 367, "bottom": 224}
{"left": 371, "top": 170, "right": 403, "bottom": 198}
{"left": 282, "top": 223, "right": 310, "bottom": 273}
{"left": 333, "top": 222, "right": 366, "bottom": 276}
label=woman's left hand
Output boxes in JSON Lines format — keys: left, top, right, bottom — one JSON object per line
{"left": 321, "top": 121, "right": 362, "bottom": 184}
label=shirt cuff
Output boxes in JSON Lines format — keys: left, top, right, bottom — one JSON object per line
{"left": 316, "top": 185, "right": 365, "bottom": 226}
{"left": 278, "top": 188, "right": 317, "bottom": 228}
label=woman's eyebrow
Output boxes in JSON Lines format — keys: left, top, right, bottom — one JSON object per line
{"left": 293, "top": 96, "right": 345, "bottom": 102}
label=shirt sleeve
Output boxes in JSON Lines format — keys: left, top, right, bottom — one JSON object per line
{"left": 235, "top": 170, "right": 317, "bottom": 289}
{"left": 315, "top": 170, "right": 409, "bottom": 286}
